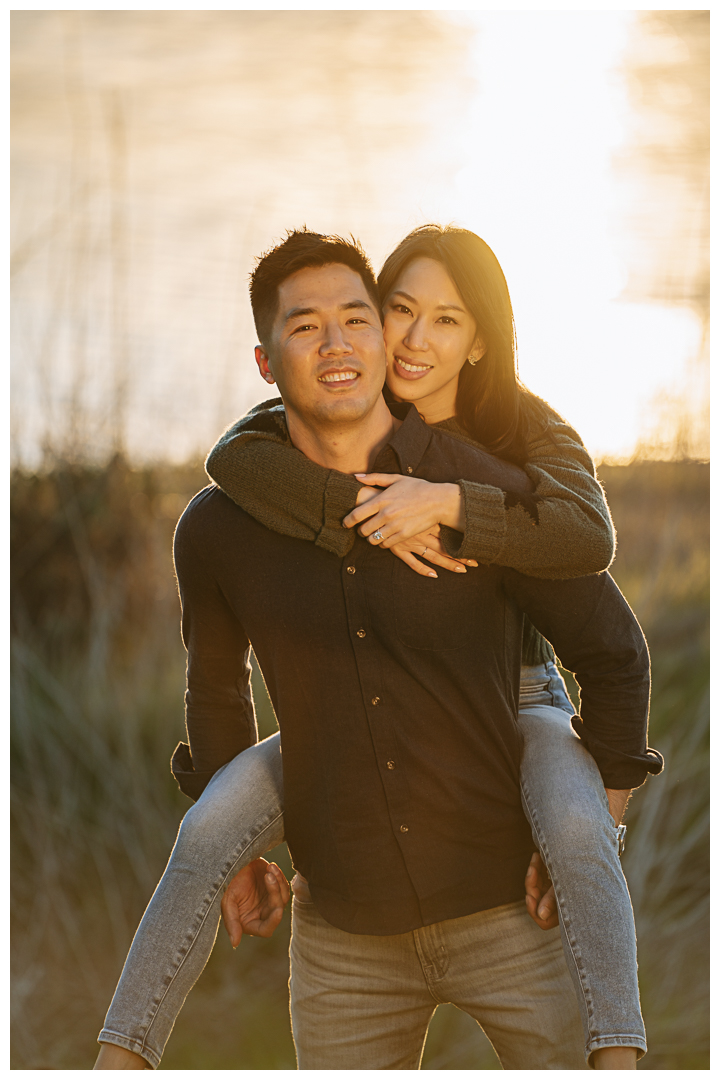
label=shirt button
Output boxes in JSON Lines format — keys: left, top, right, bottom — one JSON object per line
{"left": 371, "top": 696, "right": 380, "bottom": 706}
{"left": 406, "top": 466, "right": 413, "bottom": 474}
{"left": 356, "top": 629, "right": 366, "bottom": 638}
{"left": 400, "top": 824, "right": 409, "bottom": 833}
{"left": 386, "top": 760, "right": 395, "bottom": 769}
{"left": 346, "top": 566, "right": 356, "bottom": 574}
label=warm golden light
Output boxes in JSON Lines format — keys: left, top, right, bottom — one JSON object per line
{"left": 11, "top": 11, "right": 708, "bottom": 466}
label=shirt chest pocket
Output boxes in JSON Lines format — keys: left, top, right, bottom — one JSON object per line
{"left": 392, "top": 560, "right": 477, "bottom": 651}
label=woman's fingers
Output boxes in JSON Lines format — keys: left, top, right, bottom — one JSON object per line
{"left": 353, "top": 473, "right": 403, "bottom": 488}
{"left": 345, "top": 475, "right": 440, "bottom": 539}
{"left": 344, "top": 486, "right": 386, "bottom": 528}
{"left": 388, "top": 540, "right": 475, "bottom": 576}
{"left": 420, "top": 547, "right": 469, "bottom": 573}
{"left": 390, "top": 547, "right": 438, "bottom": 578}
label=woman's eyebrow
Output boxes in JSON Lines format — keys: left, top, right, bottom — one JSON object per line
{"left": 392, "top": 290, "right": 417, "bottom": 305}
{"left": 392, "top": 290, "right": 465, "bottom": 314}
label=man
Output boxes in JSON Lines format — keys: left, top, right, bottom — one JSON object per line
{"left": 97, "top": 231, "right": 654, "bottom": 1070}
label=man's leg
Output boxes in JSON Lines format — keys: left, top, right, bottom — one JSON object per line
{"left": 96, "top": 734, "right": 284, "bottom": 1068}
{"left": 435, "top": 900, "right": 589, "bottom": 1069}
{"left": 289, "top": 897, "right": 437, "bottom": 1069}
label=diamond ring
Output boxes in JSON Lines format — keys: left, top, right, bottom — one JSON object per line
{"left": 372, "top": 530, "right": 384, "bottom": 542}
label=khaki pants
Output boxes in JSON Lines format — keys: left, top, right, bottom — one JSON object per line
{"left": 289, "top": 896, "right": 589, "bottom": 1070}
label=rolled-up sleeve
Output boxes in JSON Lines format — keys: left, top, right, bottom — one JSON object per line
{"left": 503, "top": 569, "right": 663, "bottom": 788}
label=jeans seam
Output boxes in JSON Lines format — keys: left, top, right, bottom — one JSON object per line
{"left": 412, "top": 929, "right": 447, "bottom": 1005}
{"left": 139, "top": 810, "right": 285, "bottom": 1057}
{"left": 520, "top": 782, "right": 596, "bottom": 1050}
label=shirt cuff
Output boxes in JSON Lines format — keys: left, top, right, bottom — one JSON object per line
{"left": 570, "top": 718, "right": 665, "bottom": 790}
{"left": 315, "top": 472, "right": 363, "bottom": 557}
{"left": 171, "top": 742, "right": 216, "bottom": 802}
{"left": 439, "top": 480, "right": 507, "bottom": 561}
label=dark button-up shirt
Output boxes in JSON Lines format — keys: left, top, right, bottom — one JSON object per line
{"left": 172, "top": 404, "right": 660, "bottom": 936}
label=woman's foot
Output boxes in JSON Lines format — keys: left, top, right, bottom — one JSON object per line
{"left": 592, "top": 1046, "right": 637, "bottom": 1069}
{"left": 94, "top": 1044, "right": 150, "bottom": 1069}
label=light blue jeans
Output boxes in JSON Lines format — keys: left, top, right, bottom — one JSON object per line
{"left": 98, "top": 663, "right": 646, "bottom": 1067}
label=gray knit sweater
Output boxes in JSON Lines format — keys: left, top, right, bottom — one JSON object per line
{"left": 205, "top": 398, "right": 616, "bottom": 667}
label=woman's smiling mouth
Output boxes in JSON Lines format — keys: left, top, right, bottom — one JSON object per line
{"left": 394, "top": 355, "right": 433, "bottom": 378}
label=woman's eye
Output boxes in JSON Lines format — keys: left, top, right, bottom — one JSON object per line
{"left": 394, "top": 304, "right": 412, "bottom": 315}
{"left": 438, "top": 316, "right": 458, "bottom": 325}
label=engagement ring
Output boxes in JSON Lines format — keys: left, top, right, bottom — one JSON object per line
{"left": 372, "top": 530, "right": 384, "bottom": 542}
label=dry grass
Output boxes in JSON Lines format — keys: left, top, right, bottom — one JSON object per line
{"left": 10, "top": 458, "right": 708, "bottom": 1069}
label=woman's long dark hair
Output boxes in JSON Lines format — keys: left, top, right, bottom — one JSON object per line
{"left": 378, "top": 224, "right": 549, "bottom": 466}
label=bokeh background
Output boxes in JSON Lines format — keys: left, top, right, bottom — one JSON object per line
{"left": 11, "top": 10, "right": 709, "bottom": 1070}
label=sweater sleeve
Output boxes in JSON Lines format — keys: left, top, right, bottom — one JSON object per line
{"left": 207, "top": 400, "right": 615, "bottom": 578}
{"left": 439, "top": 406, "right": 616, "bottom": 579}
{"left": 205, "top": 403, "right": 361, "bottom": 558}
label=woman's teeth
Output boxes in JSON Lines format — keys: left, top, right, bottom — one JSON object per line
{"left": 319, "top": 371, "right": 358, "bottom": 383}
{"left": 396, "top": 357, "right": 431, "bottom": 373}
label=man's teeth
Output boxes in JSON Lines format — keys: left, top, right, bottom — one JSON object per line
{"left": 319, "top": 372, "right": 358, "bottom": 383}
{"left": 397, "top": 357, "right": 431, "bottom": 373}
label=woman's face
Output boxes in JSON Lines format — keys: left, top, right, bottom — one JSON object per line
{"left": 382, "top": 257, "right": 483, "bottom": 424}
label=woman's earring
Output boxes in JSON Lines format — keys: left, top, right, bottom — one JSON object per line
{"left": 467, "top": 355, "right": 480, "bottom": 366}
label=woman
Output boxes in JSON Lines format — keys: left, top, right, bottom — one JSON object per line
{"left": 96, "top": 226, "right": 659, "bottom": 1070}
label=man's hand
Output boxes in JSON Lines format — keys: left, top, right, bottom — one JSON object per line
{"left": 221, "top": 858, "right": 290, "bottom": 949}
{"left": 525, "top": 851, "right": 559, "bottom": 930}
{"left": 605, "top": 788, "right": 632, "bottom": 828}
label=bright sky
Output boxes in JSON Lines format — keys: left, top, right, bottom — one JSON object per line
{"left": 11, "top": 9, "right": 706, "bottom": 465}
{"left": 407, "top": 11, "right": 705, "bottom": 459}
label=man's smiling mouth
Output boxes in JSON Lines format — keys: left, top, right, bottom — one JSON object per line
{"left": 318, "top": 371, "right": 359, "bottom": 384}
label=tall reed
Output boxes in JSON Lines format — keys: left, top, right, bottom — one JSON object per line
{"left": 10, "top": 458, "right": 709, "bottom": 1068}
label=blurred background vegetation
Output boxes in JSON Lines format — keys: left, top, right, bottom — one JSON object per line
{"left": 11, "top": 8, "right": 708, "bottom": 1072}
{"left": 10, "top": 456, "right": 709, "bottom": 1069}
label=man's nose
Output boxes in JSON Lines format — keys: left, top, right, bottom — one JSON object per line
{"left": 320, "top": 322, "right": 352, "bottom": 356}
{"left": 404, "top": 318, "right": 429, "bottom": 351}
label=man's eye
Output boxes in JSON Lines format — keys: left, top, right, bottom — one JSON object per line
{"left": 347, "top": 318, "right": 367, "bottom": 325}
{"left": 293, "top": 324, "right": 315, "bottom": 333}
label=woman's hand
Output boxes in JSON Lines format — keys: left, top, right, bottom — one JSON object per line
{"left": 386, "top": 527, "right": 478, "bottom": 578}
{"left": 343, "top": 473, "right": 465, "bottom": 546}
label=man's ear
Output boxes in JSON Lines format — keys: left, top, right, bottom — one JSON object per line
{"left": 255, "top": 345, "right": 276, "bottom": 385}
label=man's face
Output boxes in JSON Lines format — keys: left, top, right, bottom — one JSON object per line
{"left": 256, "top": 264, "right": 386, "bottom": 430}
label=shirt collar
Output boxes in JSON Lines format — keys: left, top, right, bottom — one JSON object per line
{"left": 372, "top": 402, "right": 434, "bottom": 476}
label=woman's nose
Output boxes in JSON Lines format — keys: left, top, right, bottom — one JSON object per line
{"left": 404, "top": 319, "right": 428, "bottom": 351}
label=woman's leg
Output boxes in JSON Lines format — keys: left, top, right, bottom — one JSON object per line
{"left": 97, "top": 733, "right": 284, "bottom": 1069}
{"left": 518, "top": 664, "right": 646, "bottom": 1066}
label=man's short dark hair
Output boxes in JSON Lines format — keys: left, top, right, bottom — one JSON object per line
{"left": 250, "top": 228, "right": 381, "bottom": 345}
